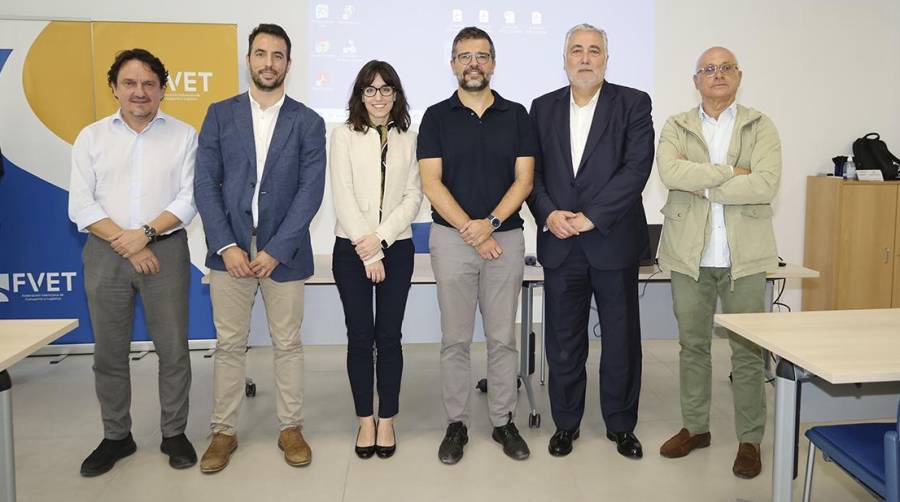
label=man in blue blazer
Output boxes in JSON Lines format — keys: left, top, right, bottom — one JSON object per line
{"left": 194, "top": 24, "right": 326, "bottom": 473}
{"left": 527, "top": 24, "right": 653, "bottom": 459}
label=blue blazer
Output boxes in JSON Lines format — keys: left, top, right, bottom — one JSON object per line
{"left": 194, "top": 92, "right": 326, "bottom": 281}
{"left": 527, "top": 82, "right": 654, "bottom": 271}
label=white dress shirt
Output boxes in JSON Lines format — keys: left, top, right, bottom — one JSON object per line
{"left": 249, "top": 92, "right": 285, "bottom": 227}
{"left": 699, "top": 102, "right": 737, "bottom": 267}
{"left": 68, "top": 109, "right": 197, "bottom": 234}
{"left": 569, "top": 87, "right": 601, "bottom": 174}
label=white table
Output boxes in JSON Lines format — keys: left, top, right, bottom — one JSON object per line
{"left": 0, "top": 319, "right": 79, "bottom": 502}
{"left": 715, "top": 308, "right": 900, "bottom": 502}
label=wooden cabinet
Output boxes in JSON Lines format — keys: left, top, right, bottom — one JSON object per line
{"left": 802, "top": 177, "right": 900, "bottom": 310}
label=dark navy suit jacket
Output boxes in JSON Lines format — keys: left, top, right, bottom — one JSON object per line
{"left": 527, "top": 82, "right": 654, "bottom": 270}
{"left": 194, "top": 92, "right": 326, "bottom": 281}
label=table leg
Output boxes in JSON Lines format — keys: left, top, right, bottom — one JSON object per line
{"left": 539, "top": 287, "right": 546, "bottom": 386}
{"left": 1, "top": 370, "right": 16, "bottom": 502}
{"left": 773, "top": 358, "right": 798, "bottom": 502}
{"left": 520, "top": 283, "right": 540, "bottom": 428}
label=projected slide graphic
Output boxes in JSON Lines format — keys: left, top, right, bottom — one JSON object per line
{"left": 307, "top": 1, "right": 654, "bottom": 121}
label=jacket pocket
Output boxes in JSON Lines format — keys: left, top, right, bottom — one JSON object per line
{"left": 733, "top": 204, "right": 777, "bottom": 267}
{"left": 660, "top": 201, "right": 689, "bottom": 220}
{"left": 740, "top": 204, "right": 773, "bottom": 219}
{"left": 357, "top": 198, "right": 370, "bottom": 211}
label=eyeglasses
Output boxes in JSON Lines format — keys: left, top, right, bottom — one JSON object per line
{"left": 363, "top": 85, "right": 395, "bottom": 97}
{"left": 455, "top": 52, "right": 492, "bottom": 65}
{"left": 695, "top": 62, "right": 739, "bottom": 77}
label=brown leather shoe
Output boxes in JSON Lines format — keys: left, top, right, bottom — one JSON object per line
{"left": 278, "top": 427, "right": 312, "bottom": 467}
{"left": 200, "top": 433, "right": 237, "bottom": 474}
{"left": 733, "top": 442, "right": 762, "bottom": 478}
{"left": 659, "top": 428, "right": 711, "bottom": 458}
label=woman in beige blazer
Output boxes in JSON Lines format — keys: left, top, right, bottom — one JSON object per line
{"left": 330, "top": 60, "right": 422, "bottom": 459}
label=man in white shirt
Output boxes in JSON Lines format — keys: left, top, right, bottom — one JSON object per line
{"left": 194, "top": 24, "right": 326, "bottom": 472}
{"left": 656, "top": 47, "right": 782, "bottom": 479}
{"left": 68, "top": 48, "right": 198, "bottom": 476}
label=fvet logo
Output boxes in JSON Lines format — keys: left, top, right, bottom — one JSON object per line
{"left": 0, "top": 272, "right": 78, "bottom": 303}
{"left": 165, "top": 71, "right": 214, "bottom": 102}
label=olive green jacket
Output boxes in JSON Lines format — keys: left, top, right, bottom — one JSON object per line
{"left": 656, "top": 104, "right": 782, "bottom": 281}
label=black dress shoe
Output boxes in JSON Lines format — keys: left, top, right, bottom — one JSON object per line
{"left": 548, "top": 429, "right": 580, "bottom": 457}
{"left": 438, "top": 421, "right": 468, "bottom": 465}
{"left": 80, "top": 433, "right": 137, "bottom": 477}
{"left": 492, "top": 421, "right": 530, "bottom": 460}
{"left": 160, "top": 433, "right": 197, "bottom": 469}
{"left": 374, "top": 423, "right": 396, "bottom": 459}
{"left": 607, "top": 431, "right": 643, "bottom": 459}
{"left": 355, "top": 427, "right": 376, "bottom": 459}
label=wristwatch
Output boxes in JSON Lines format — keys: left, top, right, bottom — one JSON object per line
{"left": 486, "top": 214, "right": 501, "bottom": 230}
{"left": 142, "top": 224, "right": 158, "bottom": 243}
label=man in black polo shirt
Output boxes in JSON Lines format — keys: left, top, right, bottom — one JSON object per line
{"left": 418, "top": 26, "right": 536, "bottom": 465}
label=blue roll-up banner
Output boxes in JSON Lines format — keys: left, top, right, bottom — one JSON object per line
{"left": 0, "top": 20, "right": 238, "bottom": 345}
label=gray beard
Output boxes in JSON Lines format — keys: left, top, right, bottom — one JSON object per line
{"left": 458, "top": 73, "right": 489, "bottom": 92}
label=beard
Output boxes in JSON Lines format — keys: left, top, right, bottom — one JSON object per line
{"left": 457, "top": 69, "right": 490, "bottom": 92}
{"left": 251, "top": 68, "right": 286, "bottom": 91}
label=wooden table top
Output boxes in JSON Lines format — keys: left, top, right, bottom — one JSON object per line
{"left": 0, "top": 319, "right": 79, "bottom": 372}
{"left": 715, "top": 308, "right": 900, "bottom": 384}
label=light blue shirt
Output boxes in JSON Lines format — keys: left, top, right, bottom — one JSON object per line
{"left": 68, "top": 109, "right": 198, "bottom": 233}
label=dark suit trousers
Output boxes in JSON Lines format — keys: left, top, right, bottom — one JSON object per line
{"left": 332, "top": 238, "right": 414, "bottom": 418}
{"left": 544, "top": 242, "right": 642, "bottom": 433}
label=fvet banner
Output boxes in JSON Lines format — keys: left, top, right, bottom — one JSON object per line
{"left": 0, "top": 20, "right": 238, "bottom": 344}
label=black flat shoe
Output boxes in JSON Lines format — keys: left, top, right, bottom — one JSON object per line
{"left": 607, "top": 431, "right": 643, "bottom": 459}
{"left": 160, "top": 433, "right": 197, "bottom": 469}
{"left": 80, "top": 433, "right": 137, "bottom": 477}
{"left": 355, "top": 427, "right": 375, "bottom": 459}
{"left": 438, "top": 421, "right": 468, "bottom": 465}
{"left": 548, "top": 429, "right": 580, "bottom": 457}
{"left": 492, "top": 421, "right": 530, "bottom": 460}
{"left": 374, "top": 423, "right": 396, "bottom": 459}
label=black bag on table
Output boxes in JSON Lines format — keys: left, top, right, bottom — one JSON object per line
{"left": 852, "top": 132, "right": 900, "bottom": 180}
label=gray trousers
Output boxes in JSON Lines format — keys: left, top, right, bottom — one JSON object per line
{"left": 82, "top": 232, "right": 191, "bottom": 440}
{"left": 429, "top": 224, "right": 524, "bottom": 427}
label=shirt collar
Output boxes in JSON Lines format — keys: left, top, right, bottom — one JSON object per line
{"left": 699, "top": 101, "right": 737, "bottom": 123}
{"left": 113, "top": 108, "right": 167, "bottom": 133}
{"left": 249, "top": 91, "right": 286, "bottom": 113}
{"left": 569, "top": 86, "right": 601, "bottom": 110}
{"left": 449, "top": 89, "right": 509, "bottom": 112}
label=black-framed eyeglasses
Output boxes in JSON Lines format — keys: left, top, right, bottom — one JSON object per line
{"left": 363, "top": 85, "right": 395, "bottom": 97}
{"left": 455, "top": 52, "right": 492, "bottom": 65}
{"left": 695, "top": 62, "right": 739, "bottom": 78}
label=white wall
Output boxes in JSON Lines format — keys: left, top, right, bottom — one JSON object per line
{"left": 3, "top": 0, "right": 899, "bottom": 315}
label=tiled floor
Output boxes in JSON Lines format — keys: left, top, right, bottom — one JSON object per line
{"left": 7, "top": 339, "right": 874, "bottom": 501}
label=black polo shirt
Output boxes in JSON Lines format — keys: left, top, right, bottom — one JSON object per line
{"left": 417, "top": 90, "right": 537, "bottom": 232}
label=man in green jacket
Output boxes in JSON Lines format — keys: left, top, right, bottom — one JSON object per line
{"left": 656, "top": 47, "right": 781, "bottom": 479}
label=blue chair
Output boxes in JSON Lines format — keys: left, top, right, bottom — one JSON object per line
{"left": 411, "top": 222, "right": 431, "bottom": 253}
{"left": 802, "top": 399, "right": 900, "bottom": 501}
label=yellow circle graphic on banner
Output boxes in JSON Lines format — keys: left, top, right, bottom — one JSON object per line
{"left": 22, "top": 21, "right": 95, "bottom": 145}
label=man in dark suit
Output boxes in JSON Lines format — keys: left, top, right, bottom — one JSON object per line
{"left": 194, "top": 24, "right": 326, "bottom": 472}
{"left": 527, "top": 23, "right": 654, "bottom": 459}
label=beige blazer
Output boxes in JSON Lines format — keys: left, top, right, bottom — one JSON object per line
{"left": 329, "top": 123, "right": 423, "bottom": 265}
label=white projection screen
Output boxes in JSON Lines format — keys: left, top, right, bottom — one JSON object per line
{"left": 305, "top": 1, "right": 655, "bottom": 122}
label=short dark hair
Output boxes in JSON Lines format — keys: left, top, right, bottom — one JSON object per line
{"left": 248, "top": 23, "right": 292, "bottom": 61}
{"left": 451, "top": 26, "right": 495, "bottom": 60}
{"left": 107, "top": 49, "right": 168, "bottom": 88}
{"left": 347, "top": 60, "right": 411, "bottom": 133}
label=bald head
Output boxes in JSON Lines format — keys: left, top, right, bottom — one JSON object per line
{"left": 693, "top": 46, "right": 742, "bottom": 106}
{"left": 695, "top": 46, "right": 738, "bottom": 73}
